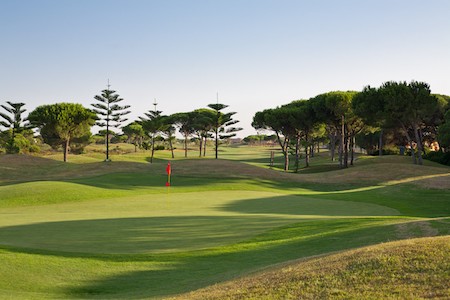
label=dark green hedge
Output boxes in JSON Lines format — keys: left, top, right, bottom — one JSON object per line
{"left": 424, "top": 151, "right": 450, "bottom": 166}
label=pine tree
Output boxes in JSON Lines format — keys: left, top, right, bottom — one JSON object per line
{"left": 140, "top": 109, "right": 163, "bottom": 163}
{"left": 0, "top": 101, "right": 27, "bottom": 153}
{"left": 207, "top": 103, "right": 242, "bottom": 159}
{"left": 92, "top": 87, "right": 130, "bottom": 161}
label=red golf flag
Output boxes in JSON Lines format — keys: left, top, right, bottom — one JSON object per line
{"left": 166, "top": 162, "right": 171, "bottom": 186}
{"left": 166, "top": 162, "right": 171, "bottom": 175}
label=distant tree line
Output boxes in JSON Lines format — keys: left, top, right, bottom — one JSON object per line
{"left": 0, "top": 87, "right": 242, "bottom": 162}
{"left": 242, "top": 134, "right": 278, "bottom": 145}
{"left": 2, "top": 81, "right": 449, "bottom": 166}
{"left": 252, "top": 81, "right": 450, "bottom": 171}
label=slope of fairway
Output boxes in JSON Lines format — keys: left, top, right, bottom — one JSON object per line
{"left": 173, "top": 236, "right": 450, "bottom": 299}
{"left": 0, "top": 150, "right": 449, "bottom": 299}
{"left": 1, "top": 218, "right": 440, "bottom": 299}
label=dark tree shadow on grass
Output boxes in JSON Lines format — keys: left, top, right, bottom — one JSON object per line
{"left": 63, "top": 220, "right": 404, "bottom": 299}
{"left": 0, "top": 216, "right": 293, "bottom": 254}
{"left": 219, "top": 195, "right": 400, "bottom": 217}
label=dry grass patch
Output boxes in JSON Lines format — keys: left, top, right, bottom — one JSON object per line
{"left": 415, "top": 173, "right": 450, "bottom": 189}
{"left": 395, "top": 220, "right": 439, "bottom": 239}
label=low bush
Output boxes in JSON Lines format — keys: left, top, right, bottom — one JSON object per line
{"left": 424, "top": 151, "right": 450, "bottom": 166}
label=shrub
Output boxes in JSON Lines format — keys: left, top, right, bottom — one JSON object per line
{"left": 424, "top": 151, "right": 450, "bottom": 166}
{"left": 369, "top": 145, "right": 400, "bottom": 156}
{"left": 28, "top": 145, "right": 40, "bottom": 153}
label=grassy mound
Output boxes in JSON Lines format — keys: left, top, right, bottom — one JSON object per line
{"left": 0, "top": 148, "right": 448, "bottom": 298}
{"left": 174, "top": 236, "right": 450, "bottom": 299}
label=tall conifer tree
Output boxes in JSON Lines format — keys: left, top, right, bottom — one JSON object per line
{"left": 207, "top": 103, "right": 242, "bottom": 159}
{"left": 92, "top": 85, "right": 130, "bottom": 161}
{"left": 0, "top": 101, "right": 27, "bottom": 153}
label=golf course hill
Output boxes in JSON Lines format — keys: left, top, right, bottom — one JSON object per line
{"left": 172, "top": 236, "right": 450, "bottom": 299}
{"left": 0, "top": 146, "right": 448, "bottom": 299}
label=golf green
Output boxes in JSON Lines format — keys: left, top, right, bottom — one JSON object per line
{"left": 0, "top": 189, "right": 398, "bottom": 254}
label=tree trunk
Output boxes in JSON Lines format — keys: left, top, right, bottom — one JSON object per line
{"left": 310, "top": 144, "right": 315, "bottom": 158}
{"left": 343, "top": 128, "right": 348, "bottom": 168}
{"left": 214, "top": 128, "right": 218, "bottom": 159}
{"left": 305, "top": 146, "right": 310, "bottom": 167}
{"left": 8, "top": 126, "right": 16, "bottom": 153}
{"left": 150, "top": 135, "right": 155, "bottom": 163}
{"left": 413, "top": 124, "right": 423, "bottom": 165}
{"left": 275, "top": 132, "right": 283, "bottom": 150}
{"left": 294, "top": 134, "right": 300, "bottom": 172}
{"left": 339, "top": 117, "right": 344, "bottom": 168}
{"left": 199, "top": 136, "right": 203, "bottom": 157}
{"left": 329, "top": 132, "right": 336, "bottom": 161}
{"left": 184, "top": 134, "right": 188, "bottom": 158}
{"left": 203, "top": 136, "right": 207, "bottom": 157}
{"left": 63, "top": 139, "right": 70, "bottom": 162}
{"left": 409, "top": 138, "right": 417, "bottom": 165}
{"left": 304, "top": 132, "right": 309, "bottom": 168}
{"left": 401, "top": 123, "right": 416, "bottom": 164}
{"left": 106, "top": 127, "right": 110, "bottom": 161}
{"left": 418, "top": 128, "right": 425, "bottom": 153}
{"left": 169, "top": 138, "right": 174, "bottom": 159}
{"left": 350, "top": 135, "right": 355, "bottom": 166}
{"left": 305, "top": 146, "right": 310, "bottom": 169}
{"left": 275, "top": 132, "right": 289, "bottom": 171}
{"left": 378, "top": 128, "right": 383, "bottom": 156}
{"left": 284, "top": 139, "right": 289, "bottom": 172}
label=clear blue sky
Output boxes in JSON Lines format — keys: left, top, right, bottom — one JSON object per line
{"left": 1, "top": 0, "right": 449, "bottom": 137}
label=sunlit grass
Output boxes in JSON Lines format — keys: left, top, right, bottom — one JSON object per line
{"left": 0, "top": 218, "right": 427, "bottom": 299}
{"left": 0, "top": 190, "right": 402, "bottom": 254}
{"left": 174, "top": 236, "right": 450, "bottom": 300}
{"left": 0, "top": 145, "right": 448, "bottom": 299}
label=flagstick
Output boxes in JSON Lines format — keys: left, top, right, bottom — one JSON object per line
{"left": 165, "top": 161, "right": 172, "bottom": 209}
{"left": 167, "top": 179, "right": 170, "bottom": 201}
{"left": 166, "top": 163, "right": 171, "bottom": 209}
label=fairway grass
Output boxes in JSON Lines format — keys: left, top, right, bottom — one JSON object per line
{"left": 0, "top": 148, "right": 449, "bottom": 299}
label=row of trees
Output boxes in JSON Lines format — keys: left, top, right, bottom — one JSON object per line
{"left": 0, "top": 102, "right": 36, "bottom": 154}
{"left": 0, "top": 88, "right": 242, "bottom": 162}
{"left": 3, "top": 81, "right": 449, "bottom": 166}
{"left": 253, "top": 81, "right": 450, "bottom": 171}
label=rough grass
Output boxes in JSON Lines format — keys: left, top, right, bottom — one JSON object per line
{"left": 173, "top": 236, "right": 450, "bottom": 300}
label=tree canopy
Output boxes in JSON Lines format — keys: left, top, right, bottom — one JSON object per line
{"left": 28, "top": 103, "right": 96, "bottom": 162}
{"left": 122, "top": 122, "right": 146, "bottom": 152}
{"left": 2, "top": 79, "right": 448, "bottom": 167}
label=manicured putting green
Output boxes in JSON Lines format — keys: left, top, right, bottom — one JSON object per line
{"left": 0, "top": 190, "right": 398, "bottom": 254}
